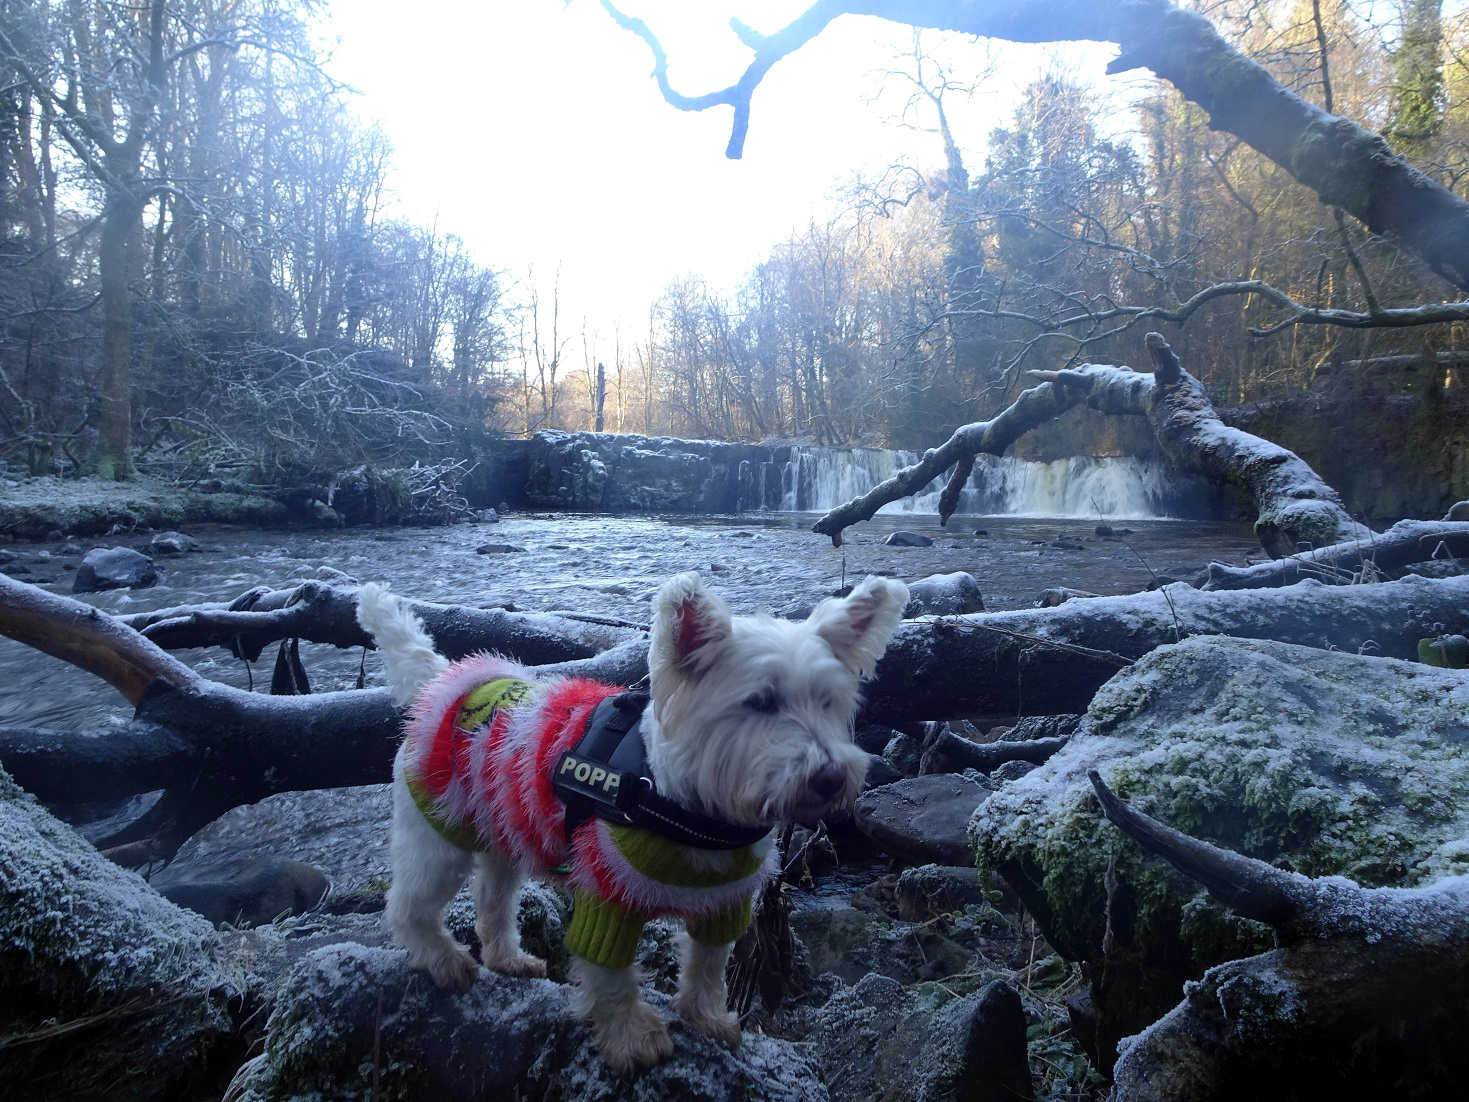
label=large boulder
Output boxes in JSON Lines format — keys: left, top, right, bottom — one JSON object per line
{"left": 856, "top": 774, "right": 992, "bottom": 866}
{"left": 72, "top": 545, "right": 157, "bottom": 591}
{"left": 0, "top": 766, "right": 236, "bottom": 1100}
{"left": 803, "top": 973, "right": 1032, "bottom": 1102}
{"left": 228, "top": 943, "right": 826, "bottom": 1101}
{"left": 905, "top": 571, "right": 984, "bottom": 615}
{"left": 522, "top": 430, "right": 786, "bottom": 513}
{"left": 970, "top": 635, "right": 1469, "bottom": 1062}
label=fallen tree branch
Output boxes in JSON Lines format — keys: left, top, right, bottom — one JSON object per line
{"left": 1202, "top": 519, "right": 1469, "bottom": 590}
{"left": 118, "top": 581, "right": 644, "bottom": 663}
{"left": 0, "top": 573, "right": 200, "bottom": 703}
{"left": 926, "top": 728, "right": 1070, "bottom": 773}
{"left": 3, "top": 573, "right": 1464, "bottom": 860}
{"left": 1090, "top": 769, "right": 1469, "bottom": 1098}
{"left": 815, "top": 333, "right": 1371, "bottom": 557}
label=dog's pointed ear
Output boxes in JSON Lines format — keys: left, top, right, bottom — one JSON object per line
{"left": 651, "top": 571, "right": 733, "bottom": 677}
{"left": 809, "top": 576, "right": 909, "bottom": 678}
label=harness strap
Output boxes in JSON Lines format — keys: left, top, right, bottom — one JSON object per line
{"left": 553, "top": 691, "right": 769, "bottom": 851}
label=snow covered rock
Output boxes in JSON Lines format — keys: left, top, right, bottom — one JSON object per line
{"left": 970, "top": 635, "right": 1469, "bottom": 1058}
{"left": 905, "top": 571, "right": 984, "bottom": 615}
{"left": 228, "top": 943, "right": 826, "bottom": 1101}
{"left": 72, "top": 545, "right": 157, "bottom": 591}
{"left": 149, "top": 529, "right": 200, "bottom": 555}
{"left": 883, "top": 530, "right": 933, "bottom": 547}
{"left": 0, "top": 765, "right": 236, "bottom": 1100}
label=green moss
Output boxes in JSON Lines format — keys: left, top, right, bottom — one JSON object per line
{"left": 972, "top": 636, "right": 1469, "bottom": 1035}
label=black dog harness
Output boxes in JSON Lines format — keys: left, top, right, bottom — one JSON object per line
{"left": 552, "top": 691, "right": 769, "bottom": 850}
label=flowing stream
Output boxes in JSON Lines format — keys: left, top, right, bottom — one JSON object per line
{"left": 1, "top": 510, "right": 1261, "bottom": 734}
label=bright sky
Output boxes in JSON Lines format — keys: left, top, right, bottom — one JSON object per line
{"left": 320, "top": 1, "right": 1121, "bottom": 354}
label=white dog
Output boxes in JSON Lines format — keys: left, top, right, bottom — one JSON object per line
{"left": 356, "top": 571, "right": 908, "bottom": 1071}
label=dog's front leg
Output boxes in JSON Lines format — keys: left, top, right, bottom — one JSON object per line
{"left": 674, "top": 936, "right": 741, "bottom": 1048}
{"left": 571, "top": 958, "right": 673, "bottom": 1072}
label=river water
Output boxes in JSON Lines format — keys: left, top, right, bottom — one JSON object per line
{"left": 0, "top": 510, "right": 1262, "bottom": 734}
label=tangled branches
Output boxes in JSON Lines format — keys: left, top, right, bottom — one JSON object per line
{"left": 139, "top": 342, "right": 454, "bottom": 484}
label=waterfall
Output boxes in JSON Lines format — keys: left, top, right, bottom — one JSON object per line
{"left": 771, "top": 446, "right": 1192, "bottom": 519}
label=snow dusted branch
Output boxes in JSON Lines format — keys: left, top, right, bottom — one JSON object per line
{"left": 815, "top": 333, "right": 1370, "bottom": 557}
{"left": 1090, "top": 768, "right": 1469, "bottom": 1098}
{"left": 119, "top": 582, "right": 645, "bottom": 664}
{"left": 1202, "top": 519, "right": 1469, "bottom": 590}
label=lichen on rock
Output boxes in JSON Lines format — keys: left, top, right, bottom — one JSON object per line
{"left": 0, "top": 765, "right": 237, "bottom": 1100}
{"left": 970, "top": 634, "right": 1469, "bottom": 1053}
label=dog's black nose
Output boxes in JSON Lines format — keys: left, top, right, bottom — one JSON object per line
{"left": 808, "top": 763, "right": 846, "bottom": 801}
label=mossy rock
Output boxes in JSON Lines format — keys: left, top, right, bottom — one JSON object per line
{"left": 970, "top": 635, "right": 1469, "bottom": 1054}
{"left": 229, "top": 942, "right": 825, "bottom": 1101}
{"left": 0, "top": 766, "right": 238, "bottom": 1100}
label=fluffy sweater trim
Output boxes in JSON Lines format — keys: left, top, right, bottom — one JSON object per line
{"left": 399, "top": 654, "right": 778, "bottom": 925}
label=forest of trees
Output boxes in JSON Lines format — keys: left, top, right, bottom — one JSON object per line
{"left": 3, "top": 0, "right": 1469, "bottom": 483}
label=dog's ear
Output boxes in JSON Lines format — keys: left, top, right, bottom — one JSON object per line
{"left": 651, "top": 571, "right": 733, "bottom": 677}
{"left": 809, "top": 576, "right": 909, "bottom": 678}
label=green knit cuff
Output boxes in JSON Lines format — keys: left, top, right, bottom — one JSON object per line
{"left": 685, "top": 898, "right": 752, "bottom": 947}
{"left": 565, "top": 890, "right": 647, "bottom": 970}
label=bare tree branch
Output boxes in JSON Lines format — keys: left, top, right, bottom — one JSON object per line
{"left": 606, "top": 0, "right": 1469, "bottom": 291}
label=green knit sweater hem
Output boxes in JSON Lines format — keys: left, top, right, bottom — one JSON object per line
{"left": 564, "top": 890, "right": 754, "bottom": 969}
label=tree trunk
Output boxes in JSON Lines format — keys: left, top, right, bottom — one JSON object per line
{"left": 3, "top": 571, "right": 1465, "bottom": 861}
{"left": 814, "top": 333, "right": 1371, "bottom": 556}
{"left": 95, "top": 180, "right": 139, "bottom": 479}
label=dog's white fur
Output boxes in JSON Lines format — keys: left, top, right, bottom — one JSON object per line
{"left": 357, "top": 571, "right": 908, "bottom": 1071}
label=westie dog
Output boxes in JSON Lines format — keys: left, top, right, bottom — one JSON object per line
{"left": 356, "top": 571, "right": 908, "bottom": 1071}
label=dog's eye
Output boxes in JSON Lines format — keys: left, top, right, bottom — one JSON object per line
{"left": 819, "top": 693, "right": 834, "bottom": 710}
{"left": 743, "top": 689, "right": 779, "bottom": 714}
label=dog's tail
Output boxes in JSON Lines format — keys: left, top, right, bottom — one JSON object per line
{"left": 356, "top": 583, "right": 450, "bottom": 706}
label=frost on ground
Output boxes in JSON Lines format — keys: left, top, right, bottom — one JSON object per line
{"left": 0, "top": 473, "right": 285, "bottom": 539}
{"left": 0, "top": 764, "right": 237, "bottom": 1101}
{"left": 970, "top": 634, "right": 1469, "bottom": 1048}
{"left": 228, "top": 942, "right": 827, "bottom": 1102}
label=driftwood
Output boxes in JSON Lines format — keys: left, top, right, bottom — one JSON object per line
{"left": 5, "top": 570, "right": 1468, "bottom": 862}
{"left": 118, "top": 581, "right": 643, "bottom": 663}
{"left": 815, "top": 334, "right": 1371, "bottom": 557}
{"left": 1090, "top": 771, "right": 1469, "bottom": 1098}
{"left": 1201, "top": 518, "right": 1469, "bottom": 590}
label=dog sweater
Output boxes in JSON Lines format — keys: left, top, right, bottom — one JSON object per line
{"left": 401, "top": 653, "right": 779, "bottom": 969}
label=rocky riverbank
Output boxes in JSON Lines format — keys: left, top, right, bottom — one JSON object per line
{"left": 0, "top": 474, "right": 287, "bottom": 541}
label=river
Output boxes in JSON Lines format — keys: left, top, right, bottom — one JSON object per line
{"left": 0, "top": 510, "right": 1263, "bottom": 735}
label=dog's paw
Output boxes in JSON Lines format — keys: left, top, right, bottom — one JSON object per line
{"left": 679, "top": 1004, "right": 741, "bottom": 1050}
{"left": 485, "top": 949, "right": 547, "bottom": 979}
{"left": 595, "top": 1000, "right": 673, "bottom": 1073}
{"left": 427, "top": 948, "right": 481, "bottom": 992}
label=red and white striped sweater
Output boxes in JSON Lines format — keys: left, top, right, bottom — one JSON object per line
{"left": 399, "top": 653, "right": 779, "bottom": 968}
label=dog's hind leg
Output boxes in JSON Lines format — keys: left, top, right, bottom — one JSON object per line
{"left": 472, "top": 852, "right": 547, "bottom": 977}
{"left": 570, "top": 958, "right": 674, "bottom": 1072}
{"left": 385, "top": 763, "right": 479, "bottom": 991}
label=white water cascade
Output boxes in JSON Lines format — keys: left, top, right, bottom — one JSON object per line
{"left": 777, "top": 446, "right": 1184, "bottom": 519}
